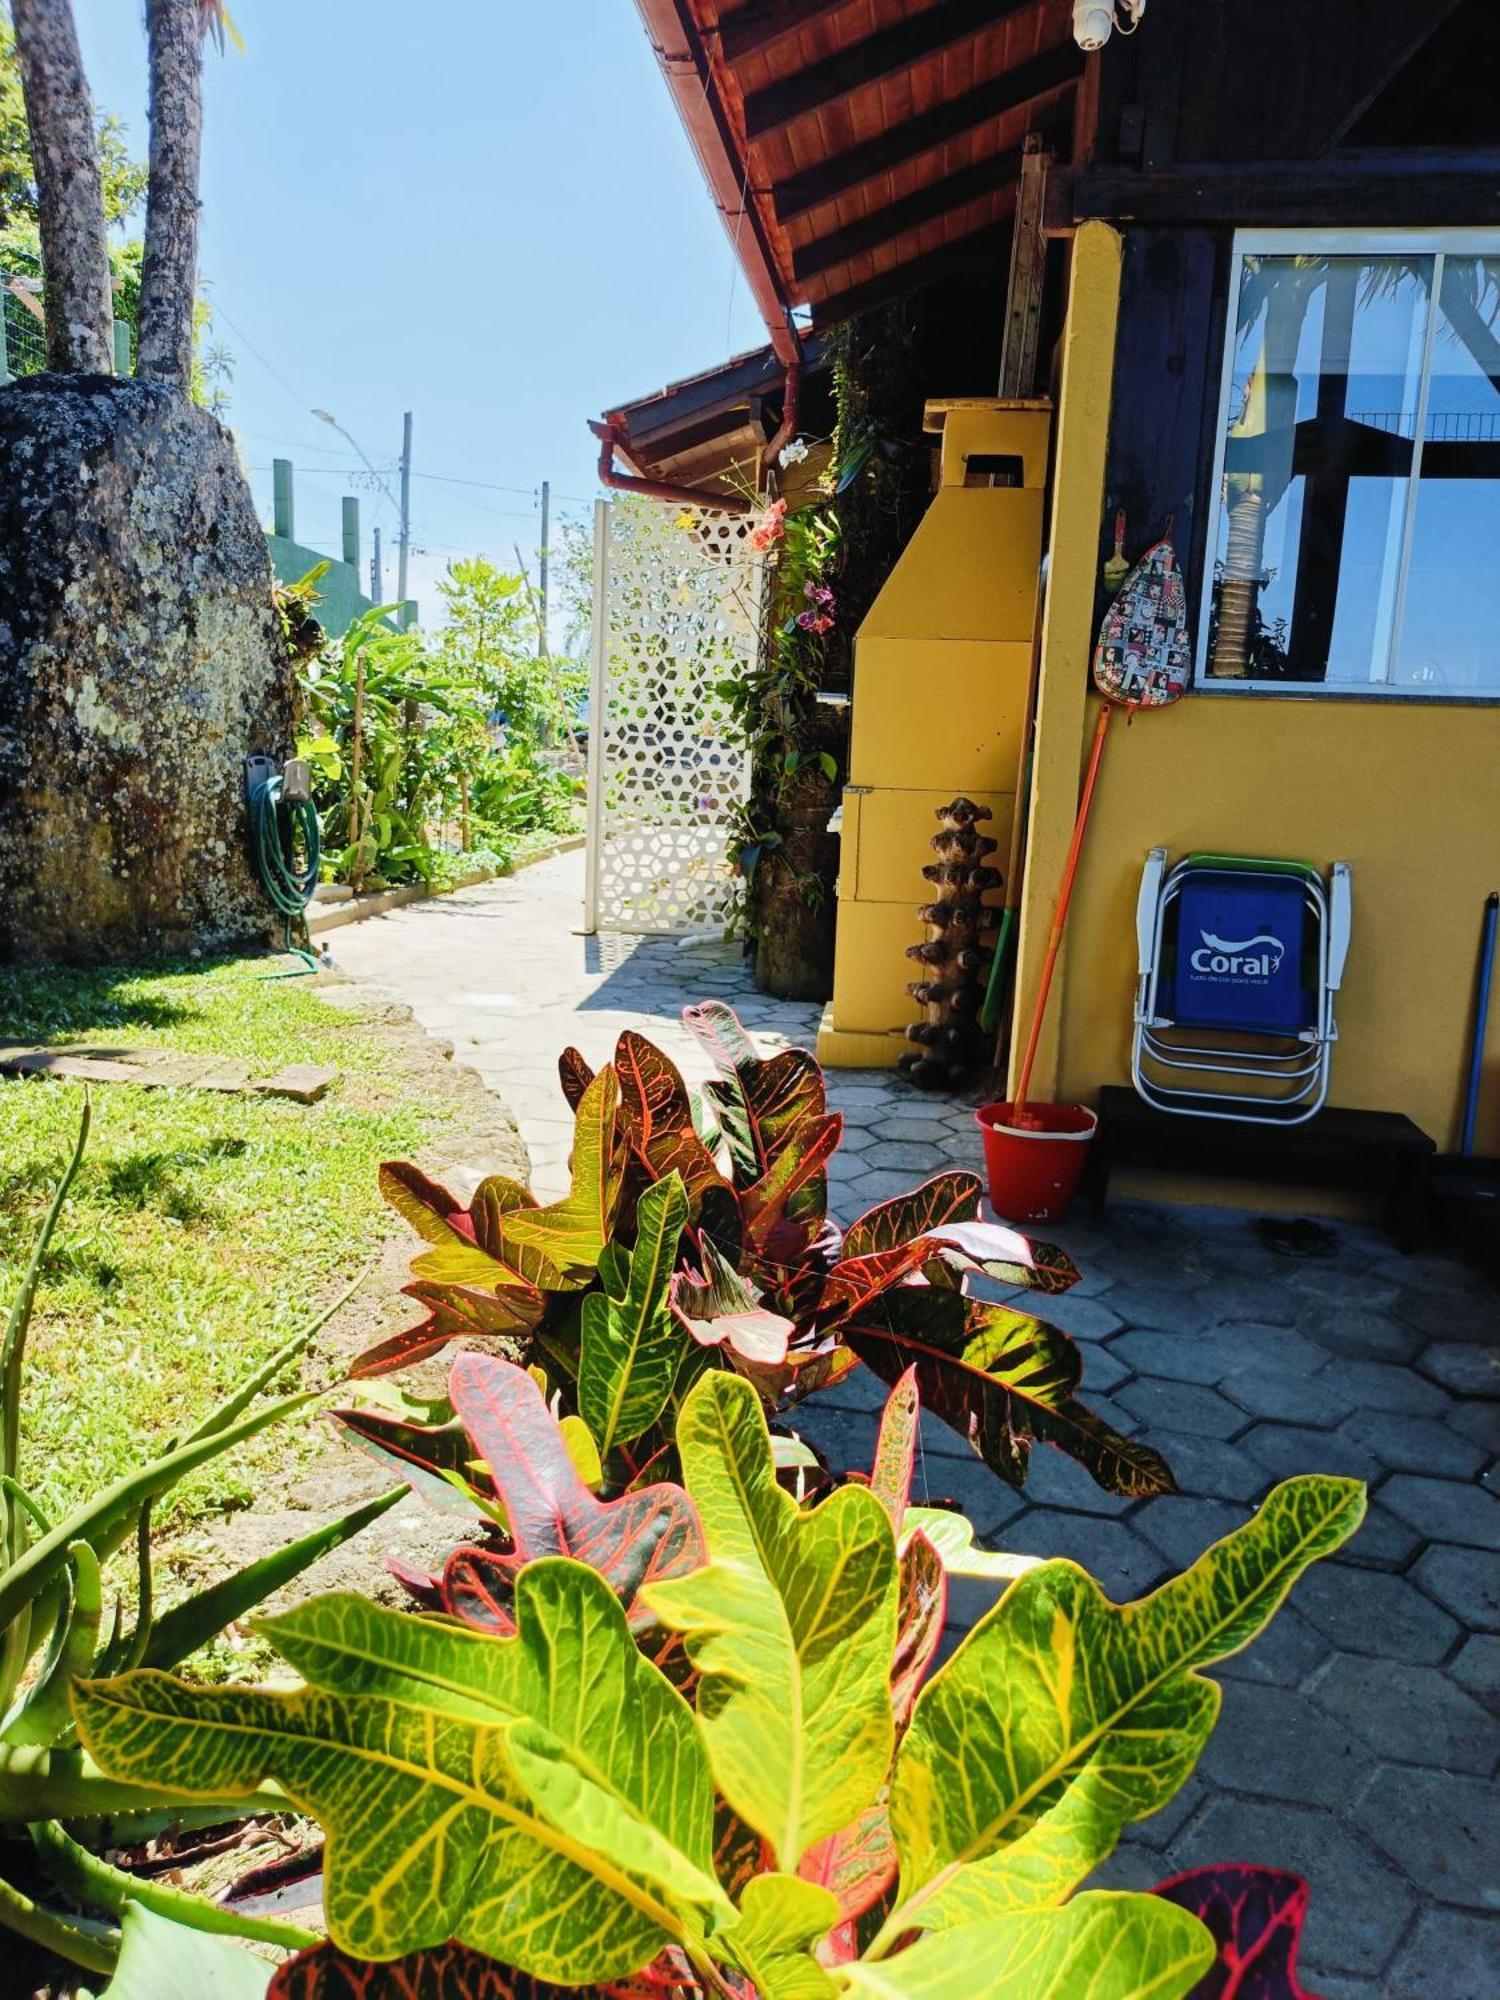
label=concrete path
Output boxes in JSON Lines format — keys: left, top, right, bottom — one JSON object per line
{"left": 332, "top": 849, "right": 1499, "bottom": 1998}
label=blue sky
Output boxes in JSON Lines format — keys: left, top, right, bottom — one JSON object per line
{"left": 74, "top": 0, "right": 765, "bottom": 626}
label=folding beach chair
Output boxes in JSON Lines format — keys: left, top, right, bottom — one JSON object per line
{"left": 1132, "top": 850, "right": 1352, "bottom": 1125}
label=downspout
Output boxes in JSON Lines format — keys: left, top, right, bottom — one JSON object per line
{"left": 589, "top": 421, "right": 752, "bottom": 514}
{"left": 760, "top": 353, "right": 803, "bottom": 483}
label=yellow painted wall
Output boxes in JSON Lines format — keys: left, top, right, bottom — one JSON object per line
{"left": 819, "top": 403, "right": 1051, "bottom": 1068}
{"left": 1014, "top": 224, "right": 1500, "bottom": 1154}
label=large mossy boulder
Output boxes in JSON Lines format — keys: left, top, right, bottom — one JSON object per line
{"left": 0, "top": 375, "right": 294, "bottom": 963}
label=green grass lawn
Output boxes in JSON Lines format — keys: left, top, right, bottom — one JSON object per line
{"left": 0, "top": 956, "right": 449, "bottom": 1525}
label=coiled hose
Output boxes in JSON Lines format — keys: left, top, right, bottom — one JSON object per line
{"left": 247, "top": 766, "right": 321, "bottom": 972}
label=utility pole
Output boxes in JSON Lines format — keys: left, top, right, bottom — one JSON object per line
{"left": 538, "top": 478, "right": 550, "bottom": 656}
{"left": 371, "top": 524, "right": 383, "bottom": 604}
{"left": 397, "top": 410, "right": 413, "bottom": 607}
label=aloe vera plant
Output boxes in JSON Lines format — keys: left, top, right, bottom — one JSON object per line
{"left": 356, "top": 1005, "right": 1174, "bottom": 1505}
{"left": 73, "top": 1368, "right": 1365, "bottom": 1998}
{"left": 0, "top": 1101, "right": 402, "bottom": 1975}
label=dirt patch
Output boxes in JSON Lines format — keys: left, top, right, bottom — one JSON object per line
{"left": 155, "top": 971, "right": 530, "bottom": 1637}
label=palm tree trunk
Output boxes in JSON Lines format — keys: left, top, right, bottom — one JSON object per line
{"left": 135, "top": 0, "right": 203, "bottom": 389}
{"left": 9, "top": 0, "right": 113, "bottom": 374}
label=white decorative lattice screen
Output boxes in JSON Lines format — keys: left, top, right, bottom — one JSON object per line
{"left": 583, "top": 497, "right": 760, "bottom": 935}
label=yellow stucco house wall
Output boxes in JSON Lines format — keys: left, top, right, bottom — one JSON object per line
{"left": 1011, "top": 224, "right": 1500, "bottom": 1158}
{"left": 822, "top": 221, "right": 1500, "bottom": 1161}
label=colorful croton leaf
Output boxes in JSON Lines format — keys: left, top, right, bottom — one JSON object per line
{"left": 338, "top": 1354, "right": 704, "bottom": 1638}
{"left": 75, "top": 1560, "right": 731, "bottom": 1984}
{"left": 1150, "top": 1865, "right": 1325, "bottom": 2000}
{"left": 644, "top": 1372, "right": 900, "bottom": 1873}
{"left": 869, "top": 1475, "right": 1366, "bottom": 1950}
{"left": 365, "top": 1007, "right": 1163, "bottom": 1508}
{"left": 269, "top": 1937, "right": 575, "bottom": 1996}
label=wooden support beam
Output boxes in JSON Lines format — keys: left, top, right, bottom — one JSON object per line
{"left": 792, "top": 149, "right": 1020, "bottom": 284}
{"left": 718, "top": 0, "right": 849, "bottom": 66}
{"left": 1072, "top": 153, "right": 1500, "bottom": 226}
{"left": 998, "top": 136, "right": 1049, "bottom": 397}
{"left": 742, "top": 0, "right": 1040, "bottom": 141}
{"left": 773, "top": 42, "right": 1081, "bottom": 221}
{"left": 809, "top": 220, "right": 1011, "bottom": 325}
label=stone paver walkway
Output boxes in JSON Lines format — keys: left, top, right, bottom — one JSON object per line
{"left": 332, "top": 849, "right": 1499, "bottom": 1998}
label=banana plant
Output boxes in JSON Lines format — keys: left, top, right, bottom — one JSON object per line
{"left": 355, "top": 1005, "right": 1175, "bottom": 1505}
{"left": 0, "top": 1100, "right": 404, "bottom": 1976}
{"left": 73, "top": 1369, "right": 1366, "bottom": 1998}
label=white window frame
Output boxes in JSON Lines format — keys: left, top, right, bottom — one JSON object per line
{"left": 1196, "top": 226, "right": 1500, "bottom": 703}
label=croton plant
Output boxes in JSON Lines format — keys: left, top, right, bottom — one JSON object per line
{"left": 75, "top": 1362, "right": 1362, "bottom": 1997}
{"left": 350, "top": 1003, "right": 1174, "bottom": 1501}
{"left": 61, "top": 1010, "right": 1365, "bottom": 1996}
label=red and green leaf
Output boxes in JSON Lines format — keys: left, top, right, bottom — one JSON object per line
{"left": 890, "top": 1528, "right": 947, "bottom": 1725}
{"left": 615, "top": 1030, "right": 727, "bottom": 1206}
{"left": 841, "top": 1172, "right": 983, "bottom": 1260}
{"left": 501, "top": 1066, "right": 626, "bottom": 1289}
{"left": 844, "top": 1286, "right": 1175, "bottom": 1497}
{"left": 333, "top": 1405, "right": 491, "bottom": 1518}
{"left": 671, "top": 1237, "right": 794, "bottom": 1366}
{"left": 797, "top": 1801, "right": 898, "bottom": 1931}
{"left": 558, "top": 1045, "right": 595, "bottom": 1112}
{"left": 738, "top": 1110, "right": 842, "bottom": 1256}
{"left": 269, "top": 1939, "right": 576, "bottom": 1998}
{"left": 925, "top": 1219, "right": 1082, "bottom": 1297}
{"left": 350, "top": 1277, "right": 545, "bottom": 1379}
{"left": 439, "top": 1352, "right": 704, "bottom": 1632}
{"left": 1151, "top": 1865, "right": 1323, "bottom": 1999}
{"left": 868, "top": 1366, "right": 919, "bottom": 1526}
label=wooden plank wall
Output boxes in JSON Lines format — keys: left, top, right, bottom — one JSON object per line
{"left": 1094, "top": 228, "right": 1227, "bottom": 633}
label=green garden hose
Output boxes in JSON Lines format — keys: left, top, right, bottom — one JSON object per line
{"left": 246, "top": 763, "right": 320, "bottom": 972}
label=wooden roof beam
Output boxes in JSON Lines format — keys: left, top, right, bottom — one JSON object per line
{"left": 792, "top": 149, "right": 1021, "bottom": 282}
{"left": 807, "top": 218, "right": 1012, "bottom": 323}
{"left": 773, "top": 42, "right": 1080, "bottom": 221}
{"left": 742, "top": 0, "right": 1042, "bottom": 141}
{"left": 1071, "top": 152, "right": 1500, "bottom": 226}
{"left": 717, "top": 0, "right": 851, "bottom": 66}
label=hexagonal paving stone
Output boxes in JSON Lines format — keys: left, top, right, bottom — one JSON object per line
{"left": 1156, "top": 1797, "right": 1414, "bottom": 1977}
{"left": 1298, "top": 1303, "right": 1426, "bottom": 1365}
{"left": 1337, "top": 1408, "right": 1488, "bottom": 1481}
{"left": 1240, "top": 1421, "right": 1384, "bottom": 1484}
{"left": 1115, "top": 1376, "right": 1249, "bottom": 1440}
{"left": 834, "top": 1124, "right": 876, "bottom": 1153}
{"left": 840, "top": 1169, "right": 931, "bottom": 1208}
{"left": 1412, "top": 1543, "right": 1500, "bottom": 1631}
{"left": 1418, "top": 1341, "right": 1500, "bottom": 1399}
{"left": 1449, "top": 1632, "right": 1500, "bottom": 1712}
{"left": 862, "top": 1140, "right": 954, "bottom": 1173}
{"left": 1445, "top": 1398, "right": 1500, "bottom": 1453}
{"left": 1288, "top": 1266, "right": 1401, "bottom": 1310}
{"left": 1139, "top": 1427, "right": 1269, "bottom": 1504}
{"left": 1338, "top": 1502, "right": 1423, "bottom": 1572}
{"left": 1107, "top": 1326, "right": 1232, "bottom": 1385}
{"left": 1213, "top": 1602, "right": 1332, "bottom": 1690}
{"left": 1296, "top": 1562, "right": 1461, "bottom": 1664}
{"left": 1385, "top": 1909, "right": 1500, "bottom": 2000}
{"left": 1309, "top": 1652, "right": 1495, "bottom": 1773}
{"left": 1103, "top": 1283, "right": 1217, "bottom": 1334}
{"left": 1074, "top": 1340, "right": 1130, "bottom": 1395}
{"left": 1381, "top": 1474, "right": 1500, "bottom": 1550}
{"left": 1219, "top": 1363, "right": 1351, "bottom": 1428}
{"left": 1356, "top": 1768, "right": 1495, "bottom": 1908}
{"left": 1019, "top": 1445, "right": 1137, "bottom": 1517}
{"left": 1134, "top": 1495, "right": 1247, "bottom": 1572}
{"left": 999, "top": 1508, "right": 1165, "bottom": 1599}
{"left": 1394, "top": 1288, "right": 1500, "bottom": 1345}
{"left": 869, "top": 1116, "right": 953, "bottom": 1144}
{"left": 1328, "top": 1359, "right": 1452, "bottom": 1416}
{"left": 1198, "top": 1679, "right": 1367, "bottom": 1807}
{"left": 1219, "top": 1323, "right": 1331, "bottom": 1372}
{"left": 1197, "top": 1278, "right": 1301, "bottom": 1325}
{"left": 1027, "top": 1291, "right": 1124, "bottom": 1342}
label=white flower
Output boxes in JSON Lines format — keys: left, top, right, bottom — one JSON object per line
{"left": 778, "top": 437, "right": 810, "bottom": 468}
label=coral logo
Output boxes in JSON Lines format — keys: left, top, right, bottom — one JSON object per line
{"left": 1190, "top": 930, "right": 1284, "bottom": 978}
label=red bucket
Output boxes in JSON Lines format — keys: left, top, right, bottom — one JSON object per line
{"left": 975, "top": 1101, "right": 1098, "bottom": 1224}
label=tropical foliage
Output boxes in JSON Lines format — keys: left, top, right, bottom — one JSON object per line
{"left": 72, "top": 1364, "right": 1365, "bottom": 1997}
{"left": 353, "top": 1002, "right": 1173, "bottom": 1503}
{"left": 297, "top": 573, "right": 576, "bottom": 894}
{"left": 0, "top": 1104, "right": 399, "bottom": 1974}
